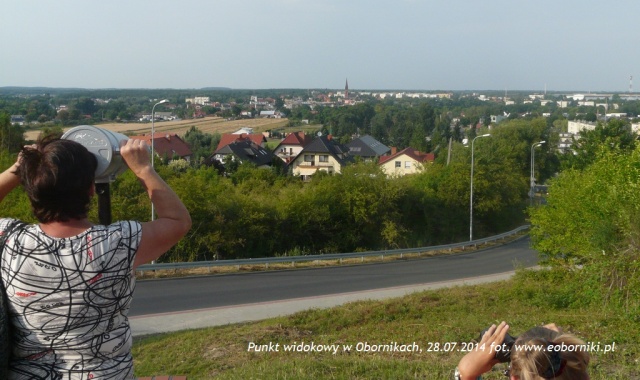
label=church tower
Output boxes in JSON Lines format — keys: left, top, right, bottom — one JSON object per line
{"left": 345, "top": 78, "right": 349, "bottom": 100}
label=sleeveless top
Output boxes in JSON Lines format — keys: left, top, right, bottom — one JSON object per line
{"left": 0, "top": 218, "right": 142, "bottom": 380}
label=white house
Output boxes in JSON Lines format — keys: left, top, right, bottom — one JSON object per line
{"left": 233, "top": 127, "right": 254, "bottom": 135}
{"left": 568, "top": 121, "right": 596, "bottom": 134}
{"left": 289, "top": 135, "right": 350, "bottom": 180}
{"left": 491, "top": 114, "right": 508, "bottom": 124}
{"left": 273, "top": 131, "right": 313, "bottom": 164}
{"left": 378, "top": 147, "right": 434, "bottom": 177}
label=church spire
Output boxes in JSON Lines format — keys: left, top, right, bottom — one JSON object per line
{"left": 345, "top": 78, "right": 349, "bottom": 100}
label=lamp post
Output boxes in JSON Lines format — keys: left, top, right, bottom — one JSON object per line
{"left": 150, "top": 99, "right": 168, "bottom": 222}
{"left": 530, "top": 140, "right": 546, "bottom": 204}
{"left": 470, "top": 133, "right": 491, "bottom": 242}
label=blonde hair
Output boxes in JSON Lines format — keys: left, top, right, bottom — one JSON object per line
{"left": 510, "top": 333, "right": 590, "bottom": 380}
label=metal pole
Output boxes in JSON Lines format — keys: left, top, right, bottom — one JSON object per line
{"left": 530, "top": 141, "right": 545, "bottom": 204}
{"left": 150, "top": 99, "right": 168, "bottom": 222}
{"left": 470, "top": 134, "right": 490, "bottom": 241}
{"left": 149, "top": 100, "right": 168, "bottom": 266}
{"left": 530, "top": 143, "right": 534, "bottom": 205}
{"left": 96, "top": 183, "right": 112, "bottom": 225}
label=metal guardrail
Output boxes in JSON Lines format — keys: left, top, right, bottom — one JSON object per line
{"left": 137, "top": 225, "right": 530, "bottom": 272}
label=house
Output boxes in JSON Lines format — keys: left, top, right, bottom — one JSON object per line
{"left": 378, "top": 147, "right": 434, "bottom": 177}
{"left": 568, "top": 121, "right": 596, "bottom": 134}
{"left": 216, "top": 133, "right": 267, "bottom": 151}
{"left": 259, "top": 110, "right": 283, "bottom": 118}
{"left": 233, "top": 127, "right": 254, "bottom": 134}
{"left": 185, "top": 97, "right": 210, "bottom": 105}
{"left": 138, "top": 111, "right": 176, "bottom": 122}
{"left": 10, "top": 115, "right": 25, "bottom": 125}
{"left": 558, "top": 133, "right": 574, "bottom": 153}
{"left": 129, "top": 133, "right": 193, "bottom": 162}
{"left": 272, "top": 131, "right": 313, "bottom": 164}
{"left": 210, "top": 140, "right": 273, "bottom": 169}
{"left": 289, "top": 135, "right": 350, "bottom": 180}
{"left": 250, "top": 96, "right": 275, "bottom": 107}
{"left": 490, "top": 114, "right": 508, "bottom": 124}
{"left": 346, "top": 135, "right": 390, "bottom": 161}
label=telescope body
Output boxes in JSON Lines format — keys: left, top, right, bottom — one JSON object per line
{"left": 61, "top": 125, "right": 129, "bottom": 183}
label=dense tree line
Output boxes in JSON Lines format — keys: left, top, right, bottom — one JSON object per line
{"left": 0, "top": 88, "right": 310, "bottom": 126}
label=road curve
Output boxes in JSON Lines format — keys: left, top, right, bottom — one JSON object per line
{"left": 130, "top": 237, "right": 538, "bottom": 317}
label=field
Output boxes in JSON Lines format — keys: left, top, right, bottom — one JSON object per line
{"left": 24, "top": 116, "right": 293, "bottom": 141}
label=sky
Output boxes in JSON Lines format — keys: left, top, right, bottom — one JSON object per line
{"left": 2, "top": 0, "right": 639, "bottom": 92}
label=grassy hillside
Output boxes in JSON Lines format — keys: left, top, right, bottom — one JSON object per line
{"left": 132, "top": 268, "right": 638, "bottom": 379}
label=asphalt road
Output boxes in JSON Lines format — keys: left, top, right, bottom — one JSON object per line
{"left": 130, "top": 237, "right": 538, "bottom": 317}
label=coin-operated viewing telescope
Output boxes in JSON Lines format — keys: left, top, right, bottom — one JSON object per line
{"left": 62, "top": 125, "right": 130, "bottom": 225}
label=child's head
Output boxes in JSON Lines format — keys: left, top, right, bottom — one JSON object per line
{"left": 509, "top": 327, "right": 590, "bottom": 380}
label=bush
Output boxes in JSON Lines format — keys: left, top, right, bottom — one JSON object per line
{"left": 529, "top": 147, "right": 640, "bottom": 311}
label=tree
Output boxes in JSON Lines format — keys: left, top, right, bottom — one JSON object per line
{"left": 231, "top": 105, "right": 243, "bottom": 117}
{"left": 69, "top": 109, "right": 81, "bottom": 122}
{"left": 274, "top": 97, "right": 285, "bottom": 111}
{"left": 484, "top": 118, "right": 555, "bottom": 182}
{"left": 74, "top": 97, "right": 97, "bottom": 115}
{"left": 335, "top": 162, "right": 404, "bottom": 249}
{"left": 584, "top": 112, "right": 597, "bottom": 122}
{"left": 530, "top": 147, "right": 640, "bottom": 309}
{"left": 562, "top": 118, "right": 636, "bottom": 170}
{"left": 0, "top": 113, "right": 25, "bottom": 152}
{"left": 57, "top": 110, "right": 70, "bottom": 123}
{"left": 183, "top": 126, "right": 220, "bottom": 165}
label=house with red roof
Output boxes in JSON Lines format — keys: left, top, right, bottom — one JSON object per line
{"left": 272, "top": 131, "right": 313, "bottom": 164}
{"left": 378, "top": 147, "right": 434, "bottom": 177}
{"left": 129, "top": 133, "right": 193, "bottom": 162}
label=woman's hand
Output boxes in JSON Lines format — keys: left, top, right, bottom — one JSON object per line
{"left": 120, "top": 139, "right": 152, "bottom": 177}
{"left": 0, "top": 145, "right": 35, "bottom": 202}
{"left": 10, "top": 144, "right": 36, "bottom": 173}
{"left": 457, "top": 321, "right": 510, "bottom": 380}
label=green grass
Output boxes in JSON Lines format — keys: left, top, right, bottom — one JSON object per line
{"left": 132, "top": 269, "right": 640, "bottom": 379}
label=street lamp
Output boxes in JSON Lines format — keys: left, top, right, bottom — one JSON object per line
{"left": 470, "top": 133, "right": 491, "bottom": 242}
{"left": 530, "top": 140, "right": 546, "bottom": 203}
{"left": 150, "top": 99, "right": 169, "bottom": 222}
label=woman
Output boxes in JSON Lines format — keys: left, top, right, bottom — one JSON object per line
{"left": 0, "top": 136, "right": 191, "bottom": 379}
{"left": 456, "top": 321, "right": 590, "bottom": 380}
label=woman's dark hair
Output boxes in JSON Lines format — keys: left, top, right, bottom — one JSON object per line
{"left": 18, "top": 135, "right": 98, "bottom": 223}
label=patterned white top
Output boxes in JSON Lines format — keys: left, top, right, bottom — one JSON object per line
{"left": 0, "top": 218, "right": 142, "bottom": 380}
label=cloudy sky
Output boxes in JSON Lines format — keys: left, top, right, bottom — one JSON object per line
{"left": 2, "top": 0, "right": 639, "bottom": 92}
